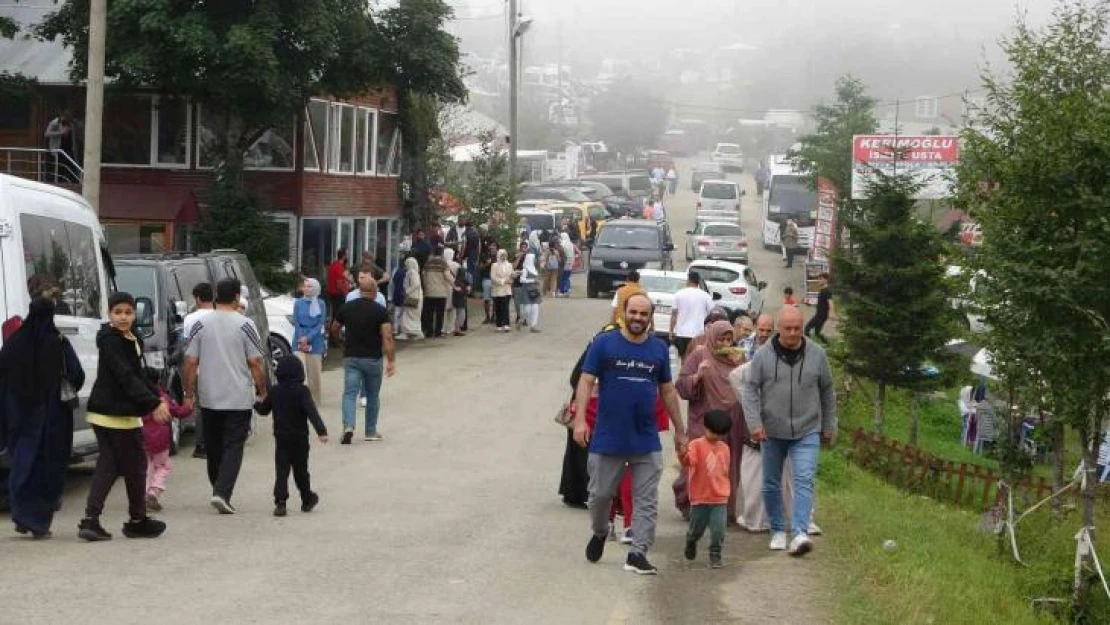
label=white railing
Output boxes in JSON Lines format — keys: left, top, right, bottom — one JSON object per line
{"left": 0, "top": 147, "right": 84, "bottom": 184}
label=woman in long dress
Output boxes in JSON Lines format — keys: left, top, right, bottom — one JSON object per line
{"left": 400, "top": 257, "right": 424, "bottom": 339}
{"left": 519, "top": 252, "right": 542, "bottom": 333}
{"left": 0, "top": 298, "right": 85, "bottom": 538}
{"left": 673, "top": 319, "right": 746, "bottom": 522}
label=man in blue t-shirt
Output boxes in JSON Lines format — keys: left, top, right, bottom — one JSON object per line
{"left": 573, "top": 292, "right": 687, "bottom": 575}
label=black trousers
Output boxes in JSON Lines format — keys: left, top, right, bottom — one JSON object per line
{"left": 274, "top": 435, "right": 312, "bottom": 504}
{"left": 805, "top": 314, "right": 828, "bottom": 341}
{"left": 192, "top": 407, "right": 205, "bottom": 451}
{"left": 493, "top": 295, "right": 511, "bottom": 327}
{"left": 422, "top": 297, "right": 447, "bottom": 337}
{"left": 85, "top": 426, "right": 147, "bottom": 520}
{"left": 202, "top": 408, "right": 252, "bottom": 501}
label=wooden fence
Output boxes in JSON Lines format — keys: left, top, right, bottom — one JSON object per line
{"left": 849, "top": 428, "right": 1054, "bottom": 511}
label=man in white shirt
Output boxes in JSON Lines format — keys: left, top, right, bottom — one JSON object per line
{"left": 181, "top": 282, "right": 215, "bottom": 459}
{"left": 669, "top": 271, "right": 714, "bottom": 361}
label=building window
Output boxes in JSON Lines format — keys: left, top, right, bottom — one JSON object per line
{"left": 103, "top": 94, "right": 190, "bottom": 167}
{"left": 376, "top": 111, "right": 401, "bottom": 176}
{"left": 357, "top": 107, "right": 377, "bottom": 174}
{"left": 328, "top": 103, "right": 356, "bottom": 174}
{"left": 915, "top": 96, "right": 938, "bottom": 120}
{"left": 0, "top": 93, "right": 32, "bottom": 130}
{"left": 196, "top": 106, "right": 295, "bottom": 170}
{"left": 306, "top": 100, "right": 328, "bottom": 171}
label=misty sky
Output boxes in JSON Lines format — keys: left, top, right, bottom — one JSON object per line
{"left": 448, "top": 0, "right": 1059, "bottom": 107}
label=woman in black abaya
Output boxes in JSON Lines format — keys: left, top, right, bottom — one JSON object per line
{"left": 0, "top": 298, "right": 84, "bottom": 538}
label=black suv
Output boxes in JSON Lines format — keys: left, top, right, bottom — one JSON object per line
{"left": 586, "top": 219, "right": 675, "bottom": 298}
{"left": 114, "top": 250, "right": 276, "bottom": 453}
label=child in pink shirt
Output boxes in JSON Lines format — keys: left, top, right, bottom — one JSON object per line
{"left": 141, "top": 370, "right": 193, "bottom": 512}
{"left": 680, "top": 409, "right": 732, "bottom": 568}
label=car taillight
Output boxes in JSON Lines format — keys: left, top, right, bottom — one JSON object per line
{"left": 730, "top": 286, "right": 748, "bottom": 295}
{"left": 737, "top": 241, "right": 747, "bottom": 248}
{"left": 697, "top": 238, "right": 710, "bottom": 248}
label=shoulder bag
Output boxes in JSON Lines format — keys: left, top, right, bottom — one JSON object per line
{"left": 554, "top": 394, "right": 576, "bottom": 427}
{"left": 59, "top": 338, "right": 79, "bottom": 409}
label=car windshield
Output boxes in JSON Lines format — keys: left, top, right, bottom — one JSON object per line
{"left": 168, "top": 262, "right": 211, "bottom": 308}
{"left": 693, "top": 266, "right": 741, "bottom": 283}
{"left": 640, "top": 275, "right": 686, "bottom": 293}
{"left": 703, "top": 224, "right": 743, "bottom": 237}
{"left": 596, "top": 225, "right": 660, "bottom": 249}
{"left": 521, "top": 213, "right": 557, "bottom": 232}
{"left": 115, "top": 265, "right": 159, "bottom": 311}
{"left": 717, "top": 144, "right": 740, "bottom": 154}
{"left": 696, "top": 163, "right": 723, "bottom": 174}
{"left": 768, "top": 175, "right": 817, "bottom": 225}
{"left": 701, "top": 183, "right": 737, "bottom": 200}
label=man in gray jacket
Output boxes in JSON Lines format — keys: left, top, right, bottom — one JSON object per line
{"left": 740, "top": 306, "right": 836, "bottom": 556}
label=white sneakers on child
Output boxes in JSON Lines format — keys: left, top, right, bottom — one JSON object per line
{"left": 769, "top": 532, "right": 788, "bottom": 550}
{"left": 788, "top": 534, "right": 813, "bottom": 556}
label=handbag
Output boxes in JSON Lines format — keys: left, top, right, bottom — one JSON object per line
{"left": 526, "top": 284, "right": 541, "bottom": 301}
{"left": 59, "top": 338, "right": 79, "bottom": 409}
{"left": 554, "top": 396, "right": 576, "bottom": 427}
{"left": 404, "top": 296, "right": 420, "bottom": 308}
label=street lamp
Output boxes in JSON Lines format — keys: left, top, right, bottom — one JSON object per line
{"left": 508, "top": 3, "right": 533, "bottom": 184}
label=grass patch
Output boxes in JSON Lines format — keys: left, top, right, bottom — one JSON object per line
{"left": 819, "top": 451, "right": 1059, "bottom": 625}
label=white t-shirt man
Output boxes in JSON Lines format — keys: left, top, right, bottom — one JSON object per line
{"left": 671, "top": 285, "right": 714, "bottom": 339}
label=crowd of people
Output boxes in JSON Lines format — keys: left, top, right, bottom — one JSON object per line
{"left": 559, "top": 271, "right": 837, "bottom": 574}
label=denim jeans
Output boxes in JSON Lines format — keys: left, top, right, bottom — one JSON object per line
{"left": 342, "top": 357, "right": 384, "bottom": 435}
{"left": 761, "top": 431, "right": 820, "bottom": 536}
{"left": 558, "top": 270, "right": 572, "bottom": 294}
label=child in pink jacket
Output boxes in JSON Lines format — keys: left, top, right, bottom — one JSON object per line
{"left": 142, "top": 370, "right": 192, "bottom": 512}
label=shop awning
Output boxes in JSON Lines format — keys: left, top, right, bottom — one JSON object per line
{"left": 99, "top": 184, "right": 199, "bottom": 223}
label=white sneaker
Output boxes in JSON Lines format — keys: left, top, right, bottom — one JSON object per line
{"left": 736, "top": 516, "right": 749, "bottom": 530}
{"left": 359, "top": 396, "right": 368, "bottom": 407}
{"left": 808, "top": 522, "right": 822, "bottom": 536}
{"left": 769, "top": 531, "right": 788, "bottom": 550}
{"left": 620, "top": 528, "right": 633, "bottom": 545}
{"left": 788, "top": 533, "right": 813, "bottom": 556}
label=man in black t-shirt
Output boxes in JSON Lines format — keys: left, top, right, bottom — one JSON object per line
{"left": 804, "top": 272, "right": 834, "bottom": 343}
{"left": 333, "top": 276, "right": 396, "bottom": 444}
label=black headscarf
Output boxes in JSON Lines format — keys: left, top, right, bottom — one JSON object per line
{"left": 0, "top": 298, "right": 63, "bottom": 413}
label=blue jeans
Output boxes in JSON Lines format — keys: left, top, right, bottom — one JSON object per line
{"left": 342, "top": 357, "right": 383, "bottom": 435}
{"left": 558, "top": 270, "right": 572, "bottom": 294}
{"left": 761, "top": 431, "right": 819, "bottom": 536}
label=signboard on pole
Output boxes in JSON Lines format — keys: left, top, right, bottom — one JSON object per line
{"left": 804, "top": 177, "right": 838, "bottom": 306}
{"left": 851, "top": 135, "right": 959, "bottom": 200}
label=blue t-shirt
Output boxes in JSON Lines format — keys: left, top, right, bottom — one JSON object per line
{"left": 582, "top": 331, "right": 672, "bottom": 456}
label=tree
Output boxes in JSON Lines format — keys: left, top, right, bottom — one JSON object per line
{"left": 955, "top": 2, "right": 1110, "bottom": 614}
{"left": 1, "top": 7, "right": 37, "bottom": 108}
{"left": 834, "top": 170, "right": 958, "bottom": 433}
{"left": 589, "top": 79, "right": 668, "bottom": 155}
{"left": 38, "top": 0, "right": 388, "bottom": 287}
{"left": 456, "top": 131, "right": 515, "bottom": 250}
{"left": 371, "top": 0, "right": 467, "bottom": 229}
{"left": 791, "top": 75, "right": 878, "bottom": 238}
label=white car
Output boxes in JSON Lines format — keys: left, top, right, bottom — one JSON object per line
{"left": 711, "top": 142, "right": 745, "bottom": 171}
{"left": 687, "top": 259, "right": 767, "bottom": 318}
{"left": 629, "top": 269, "right": 718, "bottom": 339}
{"left": 696, "top": 180, "right": 743, "bottom": 224}
{"left": 260, "top": 287, "right": 296, "bottom": 364}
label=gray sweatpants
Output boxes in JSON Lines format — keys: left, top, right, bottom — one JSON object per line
{"left": 588, "top": 452, "right": 663, "bottom": 556}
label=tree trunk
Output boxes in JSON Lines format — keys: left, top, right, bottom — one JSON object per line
{"left": 398, "top": 90, "right": 433, "bottom": 230}
{"left": 1050, "top": 415, "right": 1065, "bottom": 518}
{"left": 1073, "top": 424, "right": 1097, "bottom": 615}
{"left": 221, "top": 112, "right": 248, "bottom": 185}
{"left": 873, "top": 380, "right": 886, "bottom": 435}
{"left": 908, "top": 392, "right": 919, "bottom": 446}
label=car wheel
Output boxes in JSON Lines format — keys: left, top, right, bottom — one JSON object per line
{"left": 269, "top": 334, "right": 292, "bottom": 371}
{"left": 169, "top": 417, "right": 181, "bottom": 456}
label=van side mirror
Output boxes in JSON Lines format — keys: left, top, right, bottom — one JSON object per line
{"left": 134, "top": 296, "right": 156, "bottom": 336}
{"left": 758, "top": 281, "right": 768, "bottom": 290}
{"left": 712, "top": 292, "right": 722, "bottom": 301}
{"left": 664, "top": 243, "right": 675, "bottom": 252}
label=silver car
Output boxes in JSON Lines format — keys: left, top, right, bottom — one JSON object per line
{"left": 685, "top": 221, "right": 749, "bottom": 263}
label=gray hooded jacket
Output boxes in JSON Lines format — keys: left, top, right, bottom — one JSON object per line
{"left": 740, "top": 336, "right": 837, "bottom": 440}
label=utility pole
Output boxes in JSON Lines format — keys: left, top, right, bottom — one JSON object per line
{"left": 508, "top": 0, "right": 518, "bottom": 183}
{"left": 82, "top": 0, "right": 107, "bottom": 215}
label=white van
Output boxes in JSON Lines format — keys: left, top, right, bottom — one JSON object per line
{"left": 1, "top": 174, "right": 115, "bottom": 460}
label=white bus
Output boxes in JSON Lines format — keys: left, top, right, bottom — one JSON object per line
{"left": 761, "top": 155, "right": 817, "bottom": 251}
{"left": 1, "top": 174, "right": 115, "bottom": 460}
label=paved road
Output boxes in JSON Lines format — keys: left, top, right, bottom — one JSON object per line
{"left": 0, "top": 157, "right": 829, "bottom": 624}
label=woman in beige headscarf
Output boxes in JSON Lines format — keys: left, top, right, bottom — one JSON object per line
{"left": 490, "top": 249, "right": 514, "bottom": 332}
{"left": 673, "top": 319, "right": 747, "bottom": 522}
{"left": 399, "top": 257, "right": 424, "bottom": 340}
{"left": 442, "top": 248, "right": 460, "bottom": 335}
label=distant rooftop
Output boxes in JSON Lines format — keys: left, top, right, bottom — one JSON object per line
{"left": 0, "top": 0, "right": 75, "bottom": 85}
